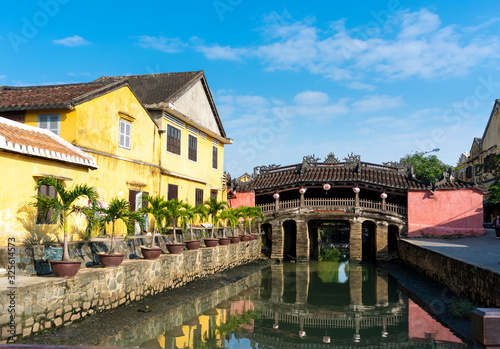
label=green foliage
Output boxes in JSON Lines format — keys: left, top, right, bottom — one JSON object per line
{"left": 32, "top": 176, "right": 98, "bottom": 261}
{"left": 449, "top": 299, "right": 476, "bottom": 320}
{"left": 318, "top": 247, "right": 341, "bottom": 262}
{"left": 204, "top": 198, "right": 227, "bottom": 239}
{"left": 140, "top": 195, "right": 169, "bottom": 248}
{"left": 400, "top": 153, "right": 451, "bottom": 182}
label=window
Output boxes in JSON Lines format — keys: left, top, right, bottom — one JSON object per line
{"left": 119, "top": 119, "right": 131, "bottom": 149}
{"left": 466, "top": 166, "right": 472, "bottom": 179}
{"left": 168, "top": 184, "right": 178, "bottom": 200}
{"left": 36, "top": 185, "right": 57, "bottom": 224}
{"left": 188, "top": 135, "right": 197, "bottom": 162}
{"left": 38, "top": 114, "right": 60, "bottom": 136}
{"left": 211, "top": 191, "right": 217, "bottom": 200}
{"left": 212, "top": 145, "right": 218, "bottom": 169}
{"left": 167, "top": 125, "right": 181, "bottom": 155}
{"left": 195, "top": 189, "right": 204, "bottom": 206}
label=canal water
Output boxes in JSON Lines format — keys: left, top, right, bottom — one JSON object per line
{"left": 86, "top": 261, "right": 469, "bottom": 348}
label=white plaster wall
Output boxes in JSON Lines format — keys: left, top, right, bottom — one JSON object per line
{"left": 172, "top": 81, "right": 221, "bottom": 136}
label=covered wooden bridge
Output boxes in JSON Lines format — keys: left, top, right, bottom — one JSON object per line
{"left": 228, "top": 153, "right": 480, "bottom": 262}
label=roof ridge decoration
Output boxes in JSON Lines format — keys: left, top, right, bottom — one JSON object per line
{"left": 324, "top": 152, "right": 340, "bottom": 164}
{"left": 344, "top": 152, "right": 361, "bottom": 163}
{"left": 0, "top": 116, "right": 98, "bottom": 169}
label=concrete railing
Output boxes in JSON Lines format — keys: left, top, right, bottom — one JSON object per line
{"left": 258, "top": 198, "right": 407, "bottom": 215}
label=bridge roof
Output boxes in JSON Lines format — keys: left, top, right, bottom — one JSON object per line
{"left": 235, "top": 158, "right": 477, "bottom": 192}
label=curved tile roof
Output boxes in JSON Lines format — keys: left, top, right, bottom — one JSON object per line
{"left": 0, "top": 116, "right": 97, "bottom": 168}
{"left": 236, "top": 161, "right": 477, "bottom": 191}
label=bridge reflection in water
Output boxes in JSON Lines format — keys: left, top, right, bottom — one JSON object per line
{"left": 96, "top": 262, "right": 468, "bottom": 348}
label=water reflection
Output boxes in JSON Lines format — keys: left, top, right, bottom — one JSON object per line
{"left": 97, "top": 261, "right": 469, "bottom": 348}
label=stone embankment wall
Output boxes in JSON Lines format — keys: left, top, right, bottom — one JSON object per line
{"left": 0, "top": 233, "right": 228, "bottom": 276}
{"left": 398, "top": 239, "right": 500, "bottom": 307}
{"left": 0, "top": 241, "right": 260, "bottom": 342}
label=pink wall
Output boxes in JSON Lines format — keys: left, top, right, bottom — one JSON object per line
{"left": 228, "top": 190, "right": 255, "bottom": 208}
{"left": 407, "top": 189, "right": 485, "bottom": 237}
{"left": 408, "top": 300, "right": 463, "bottom": 344}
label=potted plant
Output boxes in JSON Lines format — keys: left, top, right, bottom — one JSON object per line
{"left": 179, "top": 203, "right": 204, "bottom": 250}
{"left": 203, "top": 198, "right": 227, "bottom": 247}
{"left": 97, "top": 198, "right": 144, "bottom": 267}
{"left": 33, "top": 176, "right": 98, "bottom": 278}
{"left": 238, "top": 206, "right": 252, "bottom": 242}
{"left": 248, "top": 206, "right": 265, "bottom": 240}
{"left": 140, "top": 195, "right": 168, "bottom": 259}
{"left": 164, "top": 199, "right": 186, "bottom": 254}
{"left": 226, "top": 207, "right": 241, "bottom": 244}
{"left": 217, "top": 209, "right": 232, "bottom": 246}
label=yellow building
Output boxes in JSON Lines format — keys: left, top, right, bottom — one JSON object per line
{"left": 0, "top": 71, "right": 231, "bottom": 243}
{"left": 0, "top": 116, "right": 98, "bottom": 245}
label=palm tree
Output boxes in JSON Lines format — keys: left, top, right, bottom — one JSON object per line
{"left": 218, "top": 208, "right": 238, "bottom": 238}
{"left": 33, "top": 176, "right": 98, "bottom": 261}
{"left": 237, "top": 206, "right": 251, "bottom": 235}
{"left": 164, "top": 199, "right": 185, "bottom": 243}
{"left": 99, "top": 198, "right": 144, "bottom": 253}
{"left": 225, "top": 208, "right": 241, "bottom": 237}
{"left": 179, "top": 203, "right": 207, "bottom": 242}
{"left": 249, "top": 206, "right": 265, "bottom": 234}
{"left": 204, "top": 198, "right": 227, "bottom": 239}
{"left": 140, "top": 195, "right": 168, "bottom": 248}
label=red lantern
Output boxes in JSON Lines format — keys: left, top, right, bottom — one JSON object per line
{"left": 380, "top": 193, "right": 387, "bottom": 199}
{"left": 273, "top": 193, "right": 280, "bottom": 199}
{"left": 353, "top": 187, "right": 360, "bottom": 193}
{"left": 323, "top": 336, "right": 331, "bottom": 343}
{"left": 299, "top": 188, "right": 306, "bottom": 194}
{"left": 323, "top": 184, "right": 331, "bottom": 191}
{"left": 299, "top": 331, "right": 306, "bottom": 337}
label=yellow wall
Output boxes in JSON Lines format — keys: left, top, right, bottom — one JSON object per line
{"left": 25, "top": 109, "right": 77, "bottom": 144}
{"left": 161, "top": 120, "right": 225, "bottom": 204}
{"left": 0, "top": 152, "right": 92, "bottom": 246}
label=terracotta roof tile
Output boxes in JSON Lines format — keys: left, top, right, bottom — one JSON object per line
{"left": 239, "top": 162, "right": 476, "bottom": 191}
{"left": 0, "top": 116, "right": 97, "bottom": 168}
{"left": 0, "top": 82, "right": 109, "bottom": 111}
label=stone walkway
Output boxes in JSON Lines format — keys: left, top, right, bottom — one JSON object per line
{"left": 402, "top": 228, "right": 500, "bottom": 274}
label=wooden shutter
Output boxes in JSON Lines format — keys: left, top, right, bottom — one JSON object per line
{"left": 195, "top": 189, "right": 203, "bottom": 206}
{"left": 36, "top": 185, "right": 57, "bottom": 224}
{"left": 129, "top": 190, "right": 137, "bottom": 211}
{"left": 211, "top": 191, "right": 217, "bottom": 200}
{"left": 212, "top": 146, "right": 218, "bottom": 169}
{"left": 168, "top": 184, "right": 178, "bottom": 200}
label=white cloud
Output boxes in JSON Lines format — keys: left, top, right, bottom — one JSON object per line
{"left": 293, "top": 91, "right": 329, "bottom": 105}
{"left": 352, "top": 95, "right": 404, "bottom": 112}
{"left": 348, "top": 81, "right": 376, "bottom": 91}
{"left": 198, "top": 9, "right": 500, "bottom": 82}
{"left": 53, "top": 35, "right": 90, "bottom": 47}
{"left": 135, "top": 35, "right": 186, "bottom": 53}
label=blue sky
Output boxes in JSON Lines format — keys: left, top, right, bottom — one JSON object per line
{"left": 2, "top": 1, "right": 500, "bottom": 176}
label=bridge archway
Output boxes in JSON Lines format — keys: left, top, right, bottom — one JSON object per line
{"left": 261, "top": 223, "right": 272, "bottom": 257}
{"left": 362, "top": 220, "right": 377, "bottom": 262}
{"left": 283, "top": 220, "right": 297, "bottom": 260}
{"left": 308, "top": 220, "right": 350, "bottom": 261}
{"left": 388, "top": 224, "right": 399, "bottom": 255}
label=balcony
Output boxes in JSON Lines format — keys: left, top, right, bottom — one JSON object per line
{"left": 257, "top": 197, "right": 407, "bottom": 215}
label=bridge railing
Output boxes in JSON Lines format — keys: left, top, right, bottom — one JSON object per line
{"left": 258, "top": 198, "right": 407, "bottom": 215}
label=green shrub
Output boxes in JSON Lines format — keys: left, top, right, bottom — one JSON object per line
{"left": 449, "top": 299, "right": 475, "bottom": 320}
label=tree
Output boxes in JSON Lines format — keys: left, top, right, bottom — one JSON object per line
{"left": 164, "top": 199, "right": 185, "bottom": 243}
{"left": 204, "top": 198, "right": 227, "bottom": 239}
{"left": 179, "top": 202, "right": 207, "bottom": 242}
{"left": 98, "top": 198, "right": 144, "bottom": 253}
{"left": 33, "top": 176, "right": 98, "bottom": 261}
{"left": 140, "top": 195, "right": 168, "bottom": 248}
{"left": 399, "top": 152, "right": 451, "bottom": 182}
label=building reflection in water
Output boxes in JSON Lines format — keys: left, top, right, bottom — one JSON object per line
{"left": 94, "top": 261, "right": 467, "bottom": 348}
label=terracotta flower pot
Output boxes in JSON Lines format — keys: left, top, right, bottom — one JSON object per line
{"left": 49, "top": 260, "right": 82, "bottom": 278}
{"left": 185, "top": 240, "right": 201, "bottom": 250}
{"left": 204, "top": 238, "right": 219, "bottom": 247}
{"left": 219, "top": 237, "right": 231, "bottom": 246}
{"left": 141, "top": 246, "right": 163, "bottom": 260}
{"left": 166, "top": 243, "right": 186, "bottom": 255}
{"left": 240, "top": 235, "right": 251, "bottom": 242}
{"left": 98, "top": 253, "right": 125, "bottom": 267}
{"left": 249, "top": 234, "right": 257, "bottom": 241}
{"left": 230, "top": 236, "right": 241, "bottom": 244}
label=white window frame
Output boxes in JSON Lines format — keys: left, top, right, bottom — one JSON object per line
{"left": 38, "top": 114, "right": 60, "bottom": 136}
{"left": 119, "top": 119, "right": 131, "bottom": 149}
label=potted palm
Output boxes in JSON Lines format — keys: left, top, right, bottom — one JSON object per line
{"left": 238, "top": 206, "right": 252, "bottom": 242}
{"left": 33, "top": 176, "right": 98, "bottom": 278}
{"left": 97, "top": 198, "right": 144, "bottom": 267}
{"left": 164, "top": 198, "right": 186, "bottom": 254}
{"left": 249, "top": 206, "right": 265, "bottom": 240}
{"left": 226, "top": 207, "right": 241, "bottom": 244}
{"left": 179, "top": 203, "right": 204, "bottom": 250}
{"left": 217, "top": 209, "right": 232, "bottom": 246}
{"left": 140, "top": 195, "right": 167, "bottom": 259}
{"left": 203, "top": 198, "right": 227, "bottom": 248}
